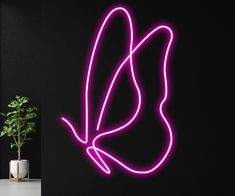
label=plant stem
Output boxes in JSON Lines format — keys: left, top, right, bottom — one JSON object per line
{"left": 18, "top": 149, "right": 21, "bottom": 161}
{"left": 17, "top": 108, "right": 21, "bottom": 161}
{"left": 17, "top": 130, "right": 21, "bottom": 160}
{"left": 12, "top": 135, "right": 17, "bottom": 145}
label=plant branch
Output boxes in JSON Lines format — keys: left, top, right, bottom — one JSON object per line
{"left": 12, "top": 134, "right": 17, "bottom": 145}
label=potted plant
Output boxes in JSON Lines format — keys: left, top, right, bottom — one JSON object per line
{"left": 0, "top": 95, "right": 37, "bottom": 181}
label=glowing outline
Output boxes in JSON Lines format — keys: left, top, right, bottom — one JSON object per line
{"left": 60, "top": 6, "right": 175, "bottom": 176}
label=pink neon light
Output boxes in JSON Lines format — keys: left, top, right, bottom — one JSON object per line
{"left": 60, "top": 6, "right": 175, "bottom": 175}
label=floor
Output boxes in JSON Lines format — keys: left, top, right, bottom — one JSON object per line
{"left": 0, "top": 179, "right": 41, "bottom": 196}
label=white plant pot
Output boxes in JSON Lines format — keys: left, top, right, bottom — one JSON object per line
{"left": 10, "top": 160, "right": 29, "bottom": 179}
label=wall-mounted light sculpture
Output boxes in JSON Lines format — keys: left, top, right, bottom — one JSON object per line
{"left": 60, "top": 6, "right": 175, "bottom": 176}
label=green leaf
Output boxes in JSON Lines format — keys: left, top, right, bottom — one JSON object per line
{"left": 18, "top": 107, "right": 24, "bottom": 113}
{"left": 11, "top": 122, "right": 17, "bottom": 128}
{"left": 16, "top": 142, "right": 24, "bottom": 148}
{"left": 26, "top": 107, "right": 33, "bottom": 113}
{"left": 8, "top": 100, "right": 19, "bottom": 108}
{"left": 25, "top": 113, "right": 37, "bottom": 119}
{"left": 11, "top": 142, "right": 23, "bottom": 149}
{"left": 26, "top": 107, "right": 38, "bottom": 113}
{"left": 4, "top": 119, "right": 11, "bottom": 125}
{"left": 10, "top": 143, "right": 16, "bottom": 149}
{"left": 18, "top": 97, "right": 29, "bottom": 106}
{"left": 17, "top": 117, "right": 25, "bottom": 122}
{"left": 3, "top": 126, "right": 9, "bottom": 131}
{"left": 6, "top": 111, "right": 17, "bottom": 116}
{"left": 26, "top": 122, "right": 36, "bottom": 127}
{"left": 4, "top": 118, "right": 17, "bottom": 126}
{"left": 7, "top": 132, "right": 13, "bottom": 137}
{"left": 0, "top": 112, "right": 6, "bottom": 116}
{"left": 0, "top": 131, "right": 6, "bottom": 137}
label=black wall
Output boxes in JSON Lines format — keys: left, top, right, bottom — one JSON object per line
{"left": 0, "top": 1, "right": 41, "bottom": 178}
{"left": 1, "top": 0, "right": 234, "bottom": 195}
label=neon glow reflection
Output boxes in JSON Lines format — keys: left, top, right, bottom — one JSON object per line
{"left": 60, "top": 6, "right": 175, "bottom": 175}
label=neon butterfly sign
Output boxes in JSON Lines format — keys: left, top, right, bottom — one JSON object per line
{"left": 60, "top": 6, "right": 175, "bottom": 176}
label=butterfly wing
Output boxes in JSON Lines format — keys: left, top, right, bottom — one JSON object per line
{"left": 91, "top": 23, "right": 174, "bottom": 175}
{"left": 60, "top": 6, "right": 140, "bottom": 145}
{"left": 84, "top": 6, "right": 142, "bottom": 174}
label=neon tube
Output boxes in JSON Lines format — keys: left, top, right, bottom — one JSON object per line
{"left": 60, "top": 6, "right": 175, "bottom": 176}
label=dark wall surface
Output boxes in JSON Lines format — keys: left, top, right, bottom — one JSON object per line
{"left": 1, "top": 0, "right": 234, "bottom": 195}
{"left": 0, "top": 1, "right": 41, "bottom": 178}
